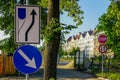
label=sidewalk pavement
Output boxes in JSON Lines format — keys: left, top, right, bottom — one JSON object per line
{"left": 0, "top": 77, "right": 109, "bottom": 80}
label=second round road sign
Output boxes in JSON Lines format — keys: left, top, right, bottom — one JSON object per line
{"left": 98, "top": 44, "right": 107, "bottom": 53}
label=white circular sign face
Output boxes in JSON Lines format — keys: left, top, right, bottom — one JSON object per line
{"left": 98, "top": 45, "right": 107, "bottom": 53}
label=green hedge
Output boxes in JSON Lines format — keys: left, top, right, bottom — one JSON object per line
{"left": 97, "top": 72, "right": 120, "bottom": 80}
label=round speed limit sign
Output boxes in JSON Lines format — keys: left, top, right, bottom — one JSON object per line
{"left": 98, "top": 44, "right": 107, "bottom": 53}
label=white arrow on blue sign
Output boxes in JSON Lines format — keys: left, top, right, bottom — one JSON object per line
{"left": 13, "top": 45, "right": 42, "bottom": 74}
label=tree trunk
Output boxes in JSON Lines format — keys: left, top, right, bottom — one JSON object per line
{"left": 44, "top": 0, "right": 60, "bottom": 80}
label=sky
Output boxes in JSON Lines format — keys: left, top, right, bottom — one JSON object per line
{"left": 0, "top": 0, "right": 111, "bottom": 41}
{"left": 61, "top": 0, "right": 111, "bottom": 40}
{"left": 0, "top": 31, "right": 9, "bottom": 40}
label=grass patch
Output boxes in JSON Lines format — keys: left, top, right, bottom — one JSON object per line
{"left": 96, "top": 72, "right": 120, "bottom": 80}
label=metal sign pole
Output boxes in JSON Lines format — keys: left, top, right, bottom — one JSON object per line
{"left": 102, "top": 54, "right": 104, "bottom": 77}
{"left": 25, "top": 0, "right": 29, "bottom": 80}
{"left": 15, "top": 1, "right": 41, "bottom": 80}
{"left": 26, "top": 74, "right": 29, "bottom": 80}
{"left": 26, "top": 0, "right": 29, "bottom": 5}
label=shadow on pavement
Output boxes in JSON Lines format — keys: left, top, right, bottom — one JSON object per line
{"left": 0, "top": 68, "right": 97, "bottom": 80}
{"left": 31, "top": 68, "right": 97, "bottom": 79}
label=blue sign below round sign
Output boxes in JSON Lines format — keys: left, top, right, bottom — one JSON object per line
{"left": 13, "top": 45, "right": 42, "bottom": 74}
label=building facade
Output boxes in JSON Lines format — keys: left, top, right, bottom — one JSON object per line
{"left": 62, "top": 29, "right": 98, "bottom": 58}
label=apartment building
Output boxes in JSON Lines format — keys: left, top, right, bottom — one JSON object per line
{"left": 79, "top": 30, "right": 94, "bottom": 58}
{"left": 62, "top": 29, "right": 97, "bottom": 58}
{"left": 63, "top": 34, "right": 80, "bottom": 52}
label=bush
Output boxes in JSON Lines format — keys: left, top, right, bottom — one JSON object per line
{"left": 49, "top": 78, "right": 55, "bottom": 80}
{"left": 108, "top": 73, "right": 120, "bottom": 80}
{"left": 96, "top": 72, "right": 120, "bottom": 80}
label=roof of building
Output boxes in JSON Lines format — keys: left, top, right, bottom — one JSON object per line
{"left": 66, "top": 28, "right": 98, "bottom": 42}
{"left": 67, "top": 36, "right": 72, "bottom": 43}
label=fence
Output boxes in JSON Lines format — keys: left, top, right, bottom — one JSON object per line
{"left": 90, "top": 56, "right": 120, "bottom": 73}
{"left": 0, "top": 56, "right": 3, "bottom": 75}
{"left": 74, "top": 50, "right": 92, "bottom": 71}
{"left": 0, "top": 54, "right": 17, "bottom": 76}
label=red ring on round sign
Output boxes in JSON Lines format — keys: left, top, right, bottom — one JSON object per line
{"left": 98, "top": 44, "right": 107, "bottom": 53}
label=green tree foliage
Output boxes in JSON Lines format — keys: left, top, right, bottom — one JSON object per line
{"left": 0, "top": 0, "right": 47, "bottom": 53}
{"left": 39, "top": 0, "right": 83, "bottom": 26}
{"left": 60, "top": 0, "right": 83, "bottom": 26}
{"left": 70, "top": 47, "right": 79, "bottom": 55}
{"left": 0, "top": 0, "right": 83, "bottom": 53}
{"left": 0, "top": 0, "right": 17, "bottom": 53}
{"left": 40, "top": 0, "right": 83, "bottom": 79}
{"left": 0, "top": 0, "right": 83, "bottom": 79}
{"left": 39, "top": 0, "right": 83, "bottom": 39}
{"left": 97, "top": 1, "right": 120, "bottom": 60}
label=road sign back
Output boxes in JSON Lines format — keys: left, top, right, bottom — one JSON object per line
{"left": 15, "top": 5, "right": 40, "bottom": 44}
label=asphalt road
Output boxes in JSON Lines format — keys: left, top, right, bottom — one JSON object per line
{"left": 0, "top": 68, "right": 103, "bottom": 80}
{"left": 0, "top": 61, "right": 108, "bottom": 80}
